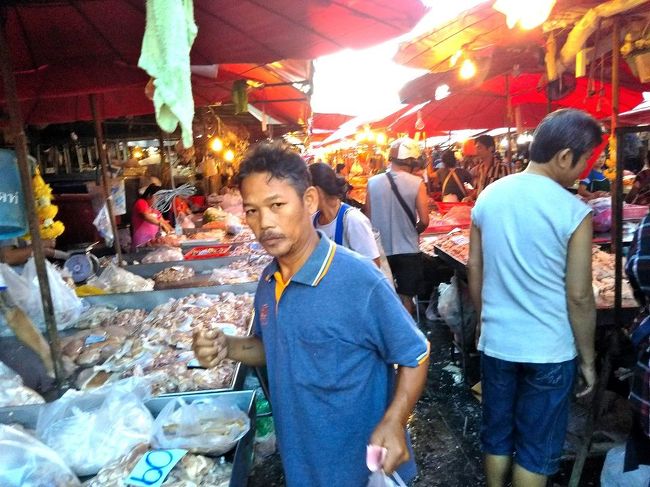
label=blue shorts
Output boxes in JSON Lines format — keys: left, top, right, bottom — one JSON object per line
{"left": 480, "top": 353, "right": 577, "bottom": 476}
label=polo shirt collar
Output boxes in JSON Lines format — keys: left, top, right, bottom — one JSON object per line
{"left": 263, "top": 231, "right": 336, "bottom": 287}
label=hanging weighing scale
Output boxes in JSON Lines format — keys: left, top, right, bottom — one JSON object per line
{"left": 63, "top": 243, "right": 101, "bottom": 283}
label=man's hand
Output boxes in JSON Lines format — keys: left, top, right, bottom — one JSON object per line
{"left": 576, "top": 360, "right": 597, "bottom": 398}
{"left": 368, "top": 418, "right": 409, "bottom": 475}
{"left": 192, "top": 328, "right": 228, "bottom": 368}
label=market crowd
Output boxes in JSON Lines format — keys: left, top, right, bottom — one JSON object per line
{"left": 192, "top": 108, "right": 650, "bottom": 486}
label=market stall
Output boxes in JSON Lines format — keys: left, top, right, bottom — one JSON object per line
{"left": 0, "top": 388, "right": 256, "bottom": 487}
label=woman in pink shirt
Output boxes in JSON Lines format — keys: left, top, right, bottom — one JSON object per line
{"left": 131, "top": 184, "right": 172, "bottom": 250}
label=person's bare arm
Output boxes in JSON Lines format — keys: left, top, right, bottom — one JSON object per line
{"left": 577, "top": 183, "right": 594, "bottom": 200}
{"left": 369, "top": 357, "right": 429, "bottom": 474}
{"left": 566, "top": 214, "right": 597, "bottom": 397}
{"left": 193, "top": 329, "right": 266, "bottom": 367}
{"left": 467, "top": 223, "right": 483, "bottom": 344}
{"left": 0, "top": 246, "right": 33, "bottom": 265}
{"left": 415, "top": 181, "right": 429, "bottom": 233}
{"left": 625, "top": 182, "right": 641, "bottom": 204}
{"left": 0, "top": 239, "right": 56, "bottom": 265}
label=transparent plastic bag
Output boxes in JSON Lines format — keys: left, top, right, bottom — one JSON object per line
{"left": 367, "top": 471, "right": 407, "bottom": 487}
{"left": 0, "top": 258, "right": 84, "bottom": 330}
{"left": 437, "top": 278, "right": 461, "bottom": 332}
{"left": 0, "top": 424, "right": 80, "bottom": 487}
{"left": 36, "top": 378, "right": 154, "bottom": 476}
{"left": 0, "top": 360, "right": 44, "bottom": 407}
{"left": 141, "top": 247, "right": 184, "bottom": 264}
{"left": 152, "top": 397, "right": 250, "bottom": 455}
{"left": 87, "top": 264, "right": 154, "bottom": 294}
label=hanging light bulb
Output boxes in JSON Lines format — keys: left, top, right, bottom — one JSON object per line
{"left": 376, "top": 133, "right": 387, "bottom": 145}
{"left": 493, "top": 0, "right": 556, "bottom": 30}
{"left": 500, "top": 137, "right": 510, "bottom": 149}
{"left": 224, "top": 149, "right": 235, "bottom": 162}
{"left": 434, "top": 84, "right": 451, "bottom": 101}
{"left": 459, "top": 59, "right": 477, "bottom": 80}
{"left": 210, "top": 137, "right": 223, "bottom": 152}
{"left": 132, "top": 147, "right": 144, "bottom": 159}
{"left": 415, "top": 111, "right": 425, "bottom": 131}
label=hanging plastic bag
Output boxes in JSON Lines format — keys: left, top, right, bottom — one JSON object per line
{"left": 437, "top": 278, "right": 461, "bottom": 333}
{"left": 0, "top": 424, "right": 81, "bottom": 487}
{"left": 0, "top": 258, "right": 84, "bottom": 331}
{"left": 36, "top": 378, "right": 154, "bottom": 477}
{"left": 93, "top": 203, "right": 114, "bottom": 247}
{"left": 152, "top": 397, "right": 250, "bottom": 455}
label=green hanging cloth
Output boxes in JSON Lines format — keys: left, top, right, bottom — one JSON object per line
{"left": 138, "top": 0, "right": 197, "bottom": 148}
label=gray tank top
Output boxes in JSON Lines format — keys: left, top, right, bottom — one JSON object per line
{"left": 368, "top": 170, "right": 420, "bottom": 256}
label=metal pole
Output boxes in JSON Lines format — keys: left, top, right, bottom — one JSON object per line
{"left": 610, "top": 20, "right": 622, "bottom": 325}
{"left": 0, "top": 19, "right": 65, "bottom": 388}
{"left": 89, "top": 94, "right": 124, "bottom": 265}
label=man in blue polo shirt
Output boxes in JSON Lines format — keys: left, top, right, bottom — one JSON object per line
{"left": 193, "top": 142, "right": 429, "bottom": 486}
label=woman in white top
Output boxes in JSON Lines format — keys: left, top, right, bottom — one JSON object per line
{"left": 308, "top": 163, "right": 381, "bottom": 267}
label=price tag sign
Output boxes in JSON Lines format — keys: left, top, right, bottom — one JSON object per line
{"left": 84, "top": 335, "right": 107, "bottom": 346}
{"left": 126, "top": 449, "right": 187, "bottom": 487}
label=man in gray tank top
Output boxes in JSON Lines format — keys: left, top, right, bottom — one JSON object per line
{"left": 367, "top": 138, "right": 430, "bottom": 314}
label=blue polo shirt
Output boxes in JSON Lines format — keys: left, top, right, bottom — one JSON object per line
{"left": 253, "top": 232, "right": 429, "bottom": 487}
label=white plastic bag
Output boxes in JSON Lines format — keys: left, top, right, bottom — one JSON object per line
{"left": 87, "top": 264, "right": 154, "bottom": 294}
{"left": 0, "top": 258, "right": 83, "bottom": 331}
{"left": 141, "top": 247, "right": 184, "bottom": 264}
{"left": 367, "top": 471, "right": 407, "bottom": 487}
{"left": 0, "top": 424, "right": 80, "bottom": 487}
{"left": 36, "top": 378, "right": 154, "bottom": 476}
{"left": 152, "top": 397, "right": 250, "bottom": 455}
{"left": 601, "top": 444, "right": 650, "bottom": 486}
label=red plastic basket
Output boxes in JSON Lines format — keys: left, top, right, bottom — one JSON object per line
{"left": 435, "top": 201, "right": 474, "bottom": 215}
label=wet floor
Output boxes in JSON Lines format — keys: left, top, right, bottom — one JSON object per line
{"left": 248, "top": 318, "right": 607, "bottom": 486}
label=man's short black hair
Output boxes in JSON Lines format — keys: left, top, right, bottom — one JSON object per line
{"left": 475, "top": 134, "right": 495, "bottom": 150}
{"left": 441, "top": 149, "right": 457, "bottom": 168}
{"left": 236, "top": 141, "right": 311, "bottom": 197}
{"left": 529, "top": 109, "right": 603, "bottom": 167}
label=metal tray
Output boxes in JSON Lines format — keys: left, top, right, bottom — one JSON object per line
{"left": 0, "top": 390, "right": 256, "bottom": 487}
{"left": 79, "top": 285, "right": 256, "bottom": 397}
{"left": 124, "top": 256, "right": 247, "bottom": 278}
{"left": 81, "top": 283, "right": 258, "bottom": 310}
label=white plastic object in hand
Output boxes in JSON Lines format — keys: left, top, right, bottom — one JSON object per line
{"left": 366, "top": 445, "right": 388, "bottom": 472}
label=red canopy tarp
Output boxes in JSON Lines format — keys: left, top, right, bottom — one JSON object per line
{"left": 7, "top": 0, "right": 427, "bottom": 71}
{"left": 3, "top": 60, "right": 313, "bottom": 126}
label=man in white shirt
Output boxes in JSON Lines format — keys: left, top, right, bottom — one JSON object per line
{"left": 468, "top": 109, "right": 600, "bottom": 487}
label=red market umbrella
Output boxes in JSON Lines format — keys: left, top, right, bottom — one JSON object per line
{"left": 388, "top": 93, "right": 549, "bottom": 133}
{"left": 312, "top": 113, "right": 355, "bottom": 131}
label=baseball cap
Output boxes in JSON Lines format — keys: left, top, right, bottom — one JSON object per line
{"left": 389, "top": 137, "right": 421, "bottom": 161}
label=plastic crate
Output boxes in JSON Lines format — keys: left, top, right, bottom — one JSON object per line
{"left": 435, "top": 201, "right": 474, "bottom": 215}
{"left": 184, "top": 244, "right": 235, "bottom": 260}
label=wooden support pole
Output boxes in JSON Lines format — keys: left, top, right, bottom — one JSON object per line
{"left": 89, "top": 94, "right": 123, "bottom": 265}
{"left": 0, "top": 19, "right": 65, "bottom": 388}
